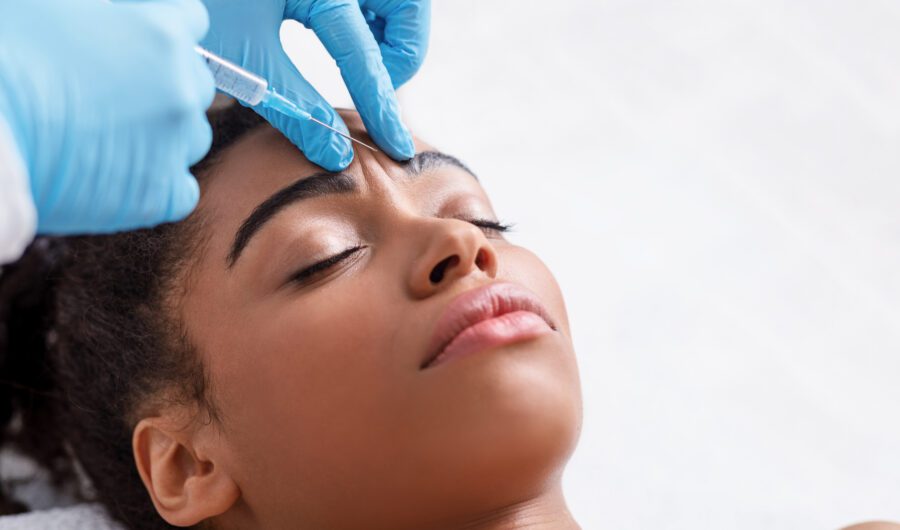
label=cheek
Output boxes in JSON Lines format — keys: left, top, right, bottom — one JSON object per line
{"left": 212, "top": 279, "right": 401, "bottom": 428}
{"left": 203, "top": 274, "right": 409, "bottom": 480}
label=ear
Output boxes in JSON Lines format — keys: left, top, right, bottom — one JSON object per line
{"left": 133, "top": 416, "right": 240, "bottom": 527}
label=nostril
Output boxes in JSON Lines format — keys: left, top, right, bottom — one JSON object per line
{"left": 429, "top": 255, "right": 459, "bottom": 284}
{"left": 475, "top": 248, "right": 488, "bottom": 270}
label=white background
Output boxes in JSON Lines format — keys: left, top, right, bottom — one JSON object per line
{"left": 284, "top": 2, "right": 900, "bottom": 529}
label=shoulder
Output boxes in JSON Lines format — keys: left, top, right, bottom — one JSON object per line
{"left": 841, "top": 523, "right": 900, "bottom": 530}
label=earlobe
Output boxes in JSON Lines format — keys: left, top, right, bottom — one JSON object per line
{"left": 133, "top": 417, "right": 240, "bottom": 527}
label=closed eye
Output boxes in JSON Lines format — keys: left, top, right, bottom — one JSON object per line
{"left": 291, "top": 245, "right": 364, "bottom": 285}
{"left": 461, "top": 217, "right": 513, "bottom": 237}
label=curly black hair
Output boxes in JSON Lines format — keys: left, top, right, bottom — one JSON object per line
{"left": 0, "top": 103, "right": 266, "bottom": 529}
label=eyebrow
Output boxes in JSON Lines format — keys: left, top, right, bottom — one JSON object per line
{"left": 226, "top": 150, "right": 477, "bottom": 267}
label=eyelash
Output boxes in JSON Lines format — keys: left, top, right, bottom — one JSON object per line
{"left": 290, "top": 217, "right": 512, "bottom": 285}
{"left": 291, "top": 245, "right": 364, "bottom": 284}
{"left": 465, "top": 217, "right": 513, "bottom": 235}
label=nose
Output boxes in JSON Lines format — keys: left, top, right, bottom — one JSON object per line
{"left": 408, "top": 220, "right": 499, "bottom": 299}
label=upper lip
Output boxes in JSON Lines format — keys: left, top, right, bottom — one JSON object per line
{"left": 420, "top": 282, "right": 557, "bottom": 369}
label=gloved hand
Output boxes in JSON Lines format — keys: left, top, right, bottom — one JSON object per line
{"left": 201, "top": 0, "right": 430, "bottom": 171}
{"left": 0, "top": 0, "right": 215, "bottom": 234}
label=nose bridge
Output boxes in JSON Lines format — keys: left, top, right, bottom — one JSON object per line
{"left": 407, "top": 217, "right": 499, "bottom": 299}
{"left": 442, "top": 219, "right": 482, "bottom": 262}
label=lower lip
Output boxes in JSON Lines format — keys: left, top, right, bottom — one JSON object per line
{"left": 427, "top": 311, "right": 553, "bottom": 369}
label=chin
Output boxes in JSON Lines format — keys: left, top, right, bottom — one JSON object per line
{"left": 410, "top": 335, "right": 582, "bottom": 514}
{"left": 471, "top": 335, "right": 582, "bottom": 463}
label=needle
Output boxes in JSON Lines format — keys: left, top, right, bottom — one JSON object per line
{"left": 308, "top": 116, "right": 378, "bottom": 152}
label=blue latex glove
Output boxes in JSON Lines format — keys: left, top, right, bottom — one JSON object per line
{"left": 0, "top": 0, "right": 215, "bottom": 234}
{"left": 201, "top": 0, "right": 430, "bottom": 171}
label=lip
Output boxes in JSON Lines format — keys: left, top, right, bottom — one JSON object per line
{"left": 420, "top": 282, "right": 557, "bottom": 370}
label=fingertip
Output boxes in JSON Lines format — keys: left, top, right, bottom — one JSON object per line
{"left": 165, "top": 172, "right": 200, "bottom": 222}
{"left": 309, "top": 134, "right": 354, "bottom": 172}
{"left": 319, "top": 110, "right": 355, "bottom": 169}
{"left": 187, "top": 113, "right": 213, "bottom": 166}
{"left": 277, "top": 104, "right": 355, "bottom": 171}
{"left": 374, "top": 119, "right": 415, "bottom": 161}
{"left": 351, "top": 81, "right": 416, "bottom": 161}
{"left": 399, "top": 131, "right": 416, "bottom": 160}
{"left": 390, "top": 137, "right": 416, "bottom": 161}
{"left": 335, "top": 133, "right": 356, "bottom": 168}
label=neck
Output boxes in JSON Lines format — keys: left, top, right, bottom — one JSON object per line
{"left": 456, "top": 484, "right": 580, "bottom": 530}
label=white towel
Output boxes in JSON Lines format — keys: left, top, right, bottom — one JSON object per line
{"left": 0, "top": 504, "right": 124, "bottom": 530}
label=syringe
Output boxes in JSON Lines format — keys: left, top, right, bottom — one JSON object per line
{"left": 195, "top": 46, "right": 376, "bottom": 151}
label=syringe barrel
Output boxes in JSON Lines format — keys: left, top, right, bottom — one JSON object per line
{"left": 195, "top": 46, "right": 267, "bottom": 106}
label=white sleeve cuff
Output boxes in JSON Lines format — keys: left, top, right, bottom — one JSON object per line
{"left": 0, "top": 114, "right": 36, "bottom": 265}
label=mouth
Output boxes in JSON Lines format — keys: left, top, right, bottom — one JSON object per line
{"left": 420, "top": 282, "right": 558, "bottom": 370}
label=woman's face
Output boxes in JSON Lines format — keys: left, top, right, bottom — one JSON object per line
{"left": 174, "top": 111, "right": 582, "bottom": 529}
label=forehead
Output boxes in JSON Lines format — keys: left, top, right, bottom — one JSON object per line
{"left": 206, "top": 112, "right": 395, "bottom": 203}
{"left": 199, "top": 112, "right": 423, "bottom": 215}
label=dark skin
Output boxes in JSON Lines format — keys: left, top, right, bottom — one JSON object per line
{"left": 132, "top": 111, "right": 583, "bottom": 529}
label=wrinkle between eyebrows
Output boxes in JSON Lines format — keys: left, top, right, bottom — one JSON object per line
{"left": 227, "top": 172, "right": 357, "bottom": 267}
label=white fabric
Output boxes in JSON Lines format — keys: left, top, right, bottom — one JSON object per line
{"left": 0, "top": 114, "right": 35, "bottom": 265}
{"left": 0, "top": 505, "right": 123, "bottom": 530}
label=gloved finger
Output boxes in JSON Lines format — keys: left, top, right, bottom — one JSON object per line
{"left": 185, "top": 105, "right": 213, "bottom": 166}
{"left": 160, "top": 171, "right": 201, "bottom": 223}
{"left": 359, "top": 0, "right": 430, "bottom": 88}
{"left": 292, "top": 0, "right": 414, "bottom": 161}
{"left": 116, "top": 0, "right": 210, "bottom": 42}
{"left": 108, "top": 168, "right": 199, "bottom": 230}
{"left": 360, "top": 7, "right": 386, "bottom": 43}
{"left": 253, "top": 49, "right": 354, "bottom": 171}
